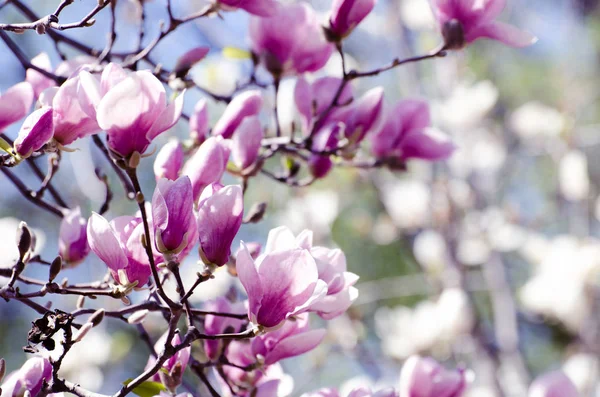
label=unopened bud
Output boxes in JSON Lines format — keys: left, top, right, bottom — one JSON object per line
{"left": 73, "top": 322, "right": 93, "bottom": 343}
{"left": 128, "top": 151, "right": 141, "bottom": 169}
{"left": 16, "top": 222, "right": 32, "bottom": 260}
{"left": 127, "top": 310, "right": 149, "bottom": 324}
{"left": 35, "top": 24, "right": 46, "bottom": 35}
{"left": 243, "top": 202, "right": 267, "bottom": 224}
{"left": 88, "top": 309, "right": 105, "bottom": 327}
{"left": 121, "top": 296, "right": 131, "bottom": 305}
{"left": 49, "top": 256, "right": 62, "bottom": 282}
{"left": 77, "top": 295, "right": 85, "bottom": 310}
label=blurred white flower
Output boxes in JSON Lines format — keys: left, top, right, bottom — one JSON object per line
{"left": 559, "top": 150, "right": 589, "bottom": 201}
{"left": 510, "top": 102, "right": 565, "bottom": 140}
{"left": 413, "top": 230, "right": 448, "bottom": 273}
{"left": 375, "top": 288, "right": 472, "bottom": 359}
{"left": 191, "top": 55, "right": 244, "bottom": 96}
{"left": 399, "top": 0, "right": 435, "bottom": 31}
{"left": 520, "top": 235, "right": 600, "bottom": 332}
{"left": 381, "top": 179, "right": 430, "bottom": 229}
{"left": 436, "top": 81, "right": 499, "bottom": 131}
{"left": 277, "top": 190, "right": 340, "bottom": 236}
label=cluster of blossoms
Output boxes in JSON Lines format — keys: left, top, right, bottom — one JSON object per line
{"left": 0, "top": 0, "right": 548, "bottom": 396}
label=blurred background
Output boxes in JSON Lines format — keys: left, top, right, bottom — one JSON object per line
{"left": 1, "top": 0, "right": 599, "bottom": 396}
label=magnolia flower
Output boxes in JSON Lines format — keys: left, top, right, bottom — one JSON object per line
{"left": 39, "top": 74, "right": 100, "bottom": 146}
{"left": 398, "top": 356, "right": 468, "bottom": 397}
{"left": 26, "top": 52, "right": 55, "bottom": 98}
{"left": 212, "top": 90, "right": 262, "bottom": 139}
{"left": 215, "top": 0, "right": 279, "bottom": 16}
{"left": 0, "top": 82, "right": 34, "bottom": 132}
{"left": 152, "top": 176, "right": 197, "bottom": 258}
{"left": 371, "top": 99, "right": 454, "bottom": 163}
{"left": 328, "top": 0, "right": 377, "bottom": 39}
{"left": 236, "top": 239, "right": 327, "bottom": 329}
{"left": 264, "top": 226, "right": 359, "bottom": 319}
{"left": 59, "top": 207, "right": 90, "bottom": 266}
{"left": 13, "top": 106, "right": 54, "bottom": 158}
{"left": 331, "top": 87, "right": 384, "bottom": 146}
{"left": 78, "top": 63, "right": 184, "bottom": 158}
{"left": 146, "top": 332, "right": 191, "bottom": 392}
{"left": 189, "top": 99, "right": 209, "bottom": 144}
{"left": 231, "top": 116, "right": 263, "bottom": 172}
{"left": 251, "top": 313, "right": 326, "bottom": 365}
{"left": 295, "top": 76, "right": 353, "bottom": 135}
{"left": 87, "top": 213, "right": 152, "bottom": 287}
{"left": 302, "top": 387, "right": 397, "bottom": 397}
{"left": 182, "top": 137, "right": 229, "bottom": 202}
{"left": 529, "top": 370, "right": 579, "bottom": 397}
{"left": 430, "top": 0, "right": 537, "bottom": 49}
{"left": 250, "top": 3, "right": 333, "bottom": 77}
{"left": 197, "top": 185, "right": 244, "bottom": 266}
{"left": 154, "top": 140, "right": 184, "bottom": 181}
{"left": 0, "top": 356, "right": 53, "bottom": 397}
{"left": 204, "top": 297, "right": 247, "bottom": 359}
{"left": 308, "top": 123, "right": 341, "bottom": 179}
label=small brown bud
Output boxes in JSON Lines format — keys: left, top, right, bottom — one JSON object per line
{"left": 77, "top": 295, "right": 85, "bottom": 310}
{"left": 243, "top": 202, "right": 267, "bottom": 224}
{"left": 442, "top": 19, "right": 466, "bottom": 50}
{"left": 16, "top": 222, "right": 32, "bottom": 260}
{"left": 35, "top": 24, "right": 46, "bottom": 35}
{"left": 49, "top": 256, "right": 62, "bottom": 282}
{"left": 0, "top": 358, "right": 6, "bottom": 383}
{"left": 88, "top": 309, "right": 105, "bottom": 327}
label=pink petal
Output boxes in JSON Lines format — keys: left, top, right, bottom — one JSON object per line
{"left": 236, "top": 242, "right": 264, "bottom": 323}
{"left": 467, "top": 21, "right": 537, "bottom": 47}
{"left": 400, "top": 127, "right": 455, "bottom": 161}
{"left": 239, "top": 0, "right": 280, "bottom": 16}
{"left": 264, "top": 226, "right": 298, "bottom": 253}
{"left": 87, "top": 213, "right": 128, "bottom": 272}
{"left": 263, "top": 328, "right": 326, "bottom": 365}
{"left": 294, "top": 77, "right": 313, "bottom": 134}
{"left": 147, "top": 89, "right": 185, "bottom": 140}
{"left": 0, "top": 82, "right": 34, "bottom": 131}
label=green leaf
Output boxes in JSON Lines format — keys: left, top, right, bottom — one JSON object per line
{"left": 122, "top": 379, "right": 167, "bottom": 397}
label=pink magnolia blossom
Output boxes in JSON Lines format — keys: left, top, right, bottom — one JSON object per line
{"left": 182, "top": 136, "right": 229, "bottom": 202}
{"left": 431, "top": 0, "right": 537, "bottom": 49}
{"left": 308, "top": 123, "right": 341, "bottom": 179}
{"left": 328, "top": 0, "right": 377, "bottom": 39}
{"left": 78, "top": 63, "right": 184, "bottom": 158}
{"left": 189, "top": 98, "right": 209, "bottom": 144}
{"left": 236, "top": 238, "right": 327, "bottom": 329}
{"left": 251, "top": 313, "right": 326, "bottom": 365}
{"left": 59, "top": 207, "right": 90, "bottom": 266}
{"left": 212, "top": 90, "right": 262, "bottom": 139}
{"left": 146, "top": 332, "right": 191, "bottom": 391}
{"left": 231, "top": 116, "right": 263, "bottom": 172}
{"left": 154, "top": 139, "right": 184, "bottom": 181}
{"left": 26, "top": 52, "right": 55, "bottom": 98}
{"left": 216, "top": 0, "right": 279, "bottom": 16}
{"left": 295, "top": 76, "right": 353, "bottom": 135}
{"left": 331, "top": 86, "right": 384, "bottom": 145}
{"left": 203, "top": 297, "right": 247, "bottom": 359}
{"left": 371, "top": 99, "right": 454, "bottom": 163}
{"left": 0, "top": 356, "right": 53, "bottom": 397}
{"left": 197, "top": 184, "right": 244, "bottom": 266}
{"left": 39, "top": 74, "right": 100, "bottom": 146}
{"left": 87, "top": 213, "right": 152, "bottom": 287}
{"left": 13, "top": 106, "right": 54, "bottom": 158}
{"left": 152, "top": 176, "right": 197, "bottom": 257}
{"left": 265, "top": 226, "right": 359, "bottom": 319}
{"left": 0, "top": 82, "right": 34, "bottom": 132}
{"left": 173, "top": 46, "right": 210, "bottom": 76}
{"left": 398, "top": 355, "right": 468, "bottom": 397}
{"left": 303, "top": 388, "right": 397, "bottom": 397}
{"left": 528, "top": 370, "right": 579, "bottom": 397}
{"left": 249, "top": 3, "right": 333, "bottom": 77}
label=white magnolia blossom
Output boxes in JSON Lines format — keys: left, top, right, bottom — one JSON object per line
{"left": 559, "top": 150, "right": 590, "bottom": 201}
{"left": 510, "top": 101, "right": 566, "bottom": 140}
{"left": 520, "top": 235, "right": 600, "bottom": 332}
{"left": 375, "top": 288, "right": 473, "bottom": 359}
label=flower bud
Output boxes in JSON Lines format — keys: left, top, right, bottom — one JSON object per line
{"left": 49, "top": 256, "right": 62, "bottom": 282}
{"left": 0, "top": 82, "right": 34, "bottom": 132}
{"left": 529, "top": 370, "right": 579, "bottom": 397}
{"left": 308, "top": 123, "right": 341, "bottom": 179}
{"left": 0, "top": 357, "right": 52, "bottom": 397}
{"left": 16, "top": 221, "right": 32, "bottom": 260}
{"left": 189, "top": 99, "right": 209, "bottom": 145}
{"left": 154, "top": 140, "right": 184, "bottom": 181}
{"left": 182, "top": 137, "right": 229, "bottom": 202}
{"left": 88, "top": 309, "right": 105, "bottom": 327}
{"left": 399, "top": 356, "right": 467, "bottom": 397}
{"left": 197, "top": 185, "right": 244, "bottom": 266}
{"left": 13, "top": 106, "right": 54, "bottom": 158}
{"left": 328, "top": 0, "right": 377, "bottom": 39}
{"left": 231, "top": 116, "right": 263, "bottom": 172}
{"left": 173, "top": 46, "right": 210, "bottom": 78}
{"left": 212, "top": 90, "right": 262, "bottom": 139}
{"left": 59, "top": 207, "right": 90, "bottom": 266}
